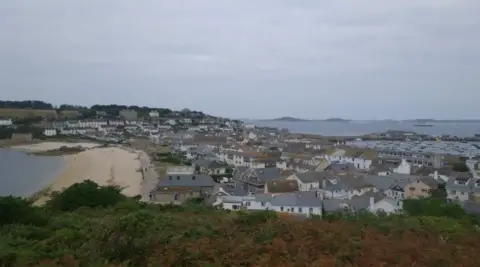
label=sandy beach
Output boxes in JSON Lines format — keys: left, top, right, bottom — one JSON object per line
{"left": 16, "top": 142, "right": 144, "bottom": 205}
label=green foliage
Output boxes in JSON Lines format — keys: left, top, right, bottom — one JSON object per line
{"left": 452, "top": 162, "right": 469, "bottom": 172}
{"left": 0, "top": 196, "right": 48, "bottom": 226}
{"left": 46, "top": 180, "right": 127, "bottom": 211}
{"left": 1, "top": 182, "right": 480, "bottom": 266}
{"left": 403, "top": 197, "right": 466, "bottom": 219}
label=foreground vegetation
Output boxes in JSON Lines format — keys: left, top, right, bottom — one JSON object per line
{"left": 1, "top": 181, "right": 480, "bottom": 266}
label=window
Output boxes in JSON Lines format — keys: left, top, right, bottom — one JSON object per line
{"left": 192, "top": 176, "right": 196, "bottom": 180}
{"left": 298, "top": 207, "right": 303, "bottom": 212}
{"left": 173, "top": 192, "right": 179, "bottom": 201}
{"left": 246, "top": 201, "right": 251, "bottom": 206}
{"left": 176, "top": 176, "right": 180, "bottom": 180}
{"left": 280, "top": 207, "right": 284, "bottom": 211}
{"left": 261, "top": 202, "right": 265, "bottom": 207}
{"left": 409, "top": 187, "right": 415, "bottom": 191}
{"left": 232, "top": 205, "right": 239, "bottom": 210}
{"left": 451, "top": 190, "right": 456, "bottom": 195}
{"left": 309, "top": 208, "right": 313, "bottom": 213}
{"left": 461, "top": 192, "right": 464, "bottom": 195}
{"left": 169, "top": 176, "right": 172, "bottom": 180}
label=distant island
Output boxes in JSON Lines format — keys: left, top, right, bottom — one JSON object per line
{"left": 268, "top": 117, "right": 352, "bottom": 122}
{"left": 272, "top": 117, "right": 308, "bottom": 122}
{"left": 324, "top": 118, "right": 351, "bottom": 122}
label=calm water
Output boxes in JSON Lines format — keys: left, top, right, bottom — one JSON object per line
{"left": 0, "top": 148, "right": 66, "bottom": 197}
{"left": 249, "top": 120, "right": 480, "bottom": 137}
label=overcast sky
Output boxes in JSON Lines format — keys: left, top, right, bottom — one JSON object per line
{"left": 1, "top": 0, "right": 480, "bottom": 120}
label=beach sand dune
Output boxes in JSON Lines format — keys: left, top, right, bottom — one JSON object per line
{"left": 13, "top": 141, "right": 100, "bottom": 152}
{"left": 34, "top": 147, "right": 142, "bottom": 205}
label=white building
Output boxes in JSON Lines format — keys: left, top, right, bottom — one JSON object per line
{"left": 393, "top": 159, "right": 411, "bottom": 175}
{"left": 0, "top": 118, "right": 13, "bottom": 126}
{"left": 149, "top": 110, "right": 159, "bottom": 117}
{"left": 43, "top": 128, "right": 57, "bottom": 136}
{"left": 217, "top": 191, "right": 323, "bottom": 216}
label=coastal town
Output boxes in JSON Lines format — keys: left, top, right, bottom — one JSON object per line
{"left": 1, "top": 102, "right": 480, "bottom": 217}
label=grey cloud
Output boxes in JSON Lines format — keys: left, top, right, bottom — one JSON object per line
{"left": 1, "top": 0, "right": 480, "bottom": 119}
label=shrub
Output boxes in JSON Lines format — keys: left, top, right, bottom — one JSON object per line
{"left": 46, "top": 180, "right": 127, "bottom": 211}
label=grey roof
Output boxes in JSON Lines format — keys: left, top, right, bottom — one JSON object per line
{"left": 362, "top": 175, "right": 396, "bottom": 190}
{"left": 222, "top": 182, "right": 249, "bottom": 196}
{"left": 232, "top": 166, "right": 249, "bottom": 180}
{"left": 325, "top": 162, "right": 356, "bottom": 173}
{"left": 349, "top": 191, "right": 387, "bottom": 211}
{"left": 322, "top": 199, "right": 348, "bottom": 213}
{"left": 295, "top": 172, "right": 328, "bottom": 183}
{"left": 253, "top": 168, "right": 283, "bottom": 182}
{"left": 462, "top": 201, "right": 480, "bottom": 214}
{"left": 270, "top": 191, "right": 322, "bottom": 207}
{"left": 158, "top": 174, "right": 215, "bottom": 187}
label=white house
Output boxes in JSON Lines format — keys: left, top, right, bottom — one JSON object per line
{"left": 286, "top": 172, "right": 324, "bottom": 191}
{"left": 43, "top": 128, "right": 57, "bottom": 136}
{"left": 166, "top": 119, "right": 176, "bottom": 126}
{"left": 248, "top": 132, "right": 258, "bottom": 141}
{"left": 350, "top": 192, "right": 401, "bottom": 214}
{"left": 393, "top": 159, "right": 411, "bottom": 175}
{"left": 108, "top": 120, "right": 125, "bottom": 126}
{"left": 0, "top": 118, "right": 13, "bottom": 126}
{"left": 217, "top": 191, "right": 323, "bottom": 216}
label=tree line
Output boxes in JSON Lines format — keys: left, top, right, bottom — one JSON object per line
{"left": 1, "top": 100, "right": 209, "bottom": 119}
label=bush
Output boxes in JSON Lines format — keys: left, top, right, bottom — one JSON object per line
{"left": 0, "top": 196, "right": 48, "bottom": 226}
{"left": 46, "top": 180, "right": 127, "bottom": 211}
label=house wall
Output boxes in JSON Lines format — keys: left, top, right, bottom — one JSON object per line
{"left": 286, "top": 175, "right": 319, "bottom": 191}
{"left": 403, "top": 181, "right": 432, "bottom": 199}
{"left": 270, "top": 205, "right": 322, "bottom": 216}
{"left": 370, "top": 200, "right": 398, "bottom": 214}
{"left": 447, "top": 189, "right": 470, "bottom": 202}
{"left": 393, "top": 160, "right": 411, "bottom": 175}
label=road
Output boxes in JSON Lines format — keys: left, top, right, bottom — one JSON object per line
{"left": 138, "top": 150, "right": 160, "bottom": 202}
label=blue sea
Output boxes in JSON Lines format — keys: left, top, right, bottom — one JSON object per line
{"left": 247, "top": 120, "right": 480, "bottom": 137}
{"left": 0, "top": 148, "right": 66, "bottom": 197}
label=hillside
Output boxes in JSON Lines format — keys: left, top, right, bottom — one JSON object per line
{"left": 1, "top": 181, "right": 480, "bottom": 266}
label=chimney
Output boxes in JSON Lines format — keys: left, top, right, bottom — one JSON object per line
{"left": 369, "top": 197, "right": 374, "bottom": 209}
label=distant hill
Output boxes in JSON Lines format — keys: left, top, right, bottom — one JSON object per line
{"left": 272, "top": 117, "right": 307, "bottom": 122}
{"left": 324, "top": 118, "right": 351, "bottom": 122}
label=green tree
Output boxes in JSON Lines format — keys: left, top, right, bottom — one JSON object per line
{"left": 430, "top": 183, "right": 447, "bottom": 199}
{"left": 0, "top": 196, "right": 48, "bottom": 226}
{"left": 403, "top": 197, "right": 466, "bottom": 219}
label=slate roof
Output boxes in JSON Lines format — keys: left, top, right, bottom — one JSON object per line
{"left": 295, "top": 172, "right": 328, "bottom": 183}
{"left": 253, "top": 168, "right": 284, "bottom": 182}
{"left": 462, "top": 201, "right": 480, "bottom": 214}
{"left": 322, "top": 199, "right": 349, "bottom": 213}
{"left": 349, "top": 191, "right": 388, "bottom": 211}
{"left": 158, "top": 174, "right": 215, "bottom": 187}
{"left": 270, "top": 191, "right": 322, "bottom": 207}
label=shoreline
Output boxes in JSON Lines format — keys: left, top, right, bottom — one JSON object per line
{"left": 10, "top": 142, "right": 145, "bottom": 206}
